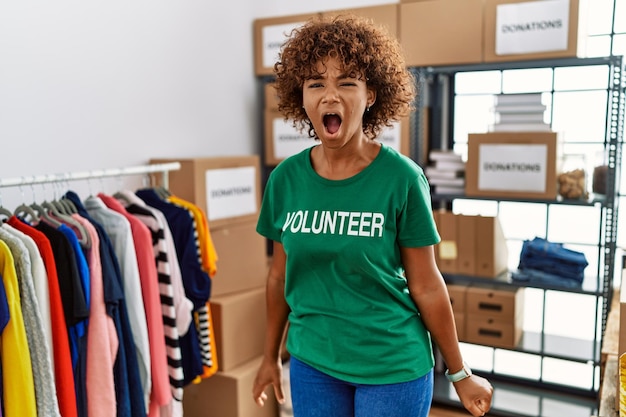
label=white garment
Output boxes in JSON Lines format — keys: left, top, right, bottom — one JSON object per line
{"left": 0, "top": 226, "right": 61, "bottom": 417}
{"left": 2, "top": 223, "right": 54, "bottom": 369}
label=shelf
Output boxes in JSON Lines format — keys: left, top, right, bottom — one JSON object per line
{"left": 420, "top": 54, "right": 623, "bottom": 416}
{"left": 431, "top": 192, "right": 606, "bottom": 207}
{"left": 519, "top": 332, "right": 601, "bottom": 363}
{"left": 458, "top": 332, "right": 601, "bottom": 364}
{"left": 418, "top": 55, "right": 622, "bottom": 74}
{"left": 444, "top": 272, "right": 606, "bottom": 297}
{"left": 432, "top": 373, "right": 599, "bottom": 417}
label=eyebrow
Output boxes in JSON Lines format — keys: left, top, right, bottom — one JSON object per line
{"left": 306, "top": 72, "right": 356, "bottom": 81}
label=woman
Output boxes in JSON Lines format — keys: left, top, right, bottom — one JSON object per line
{"left": 252, "top": 14, "right": 493, "bottom": 417}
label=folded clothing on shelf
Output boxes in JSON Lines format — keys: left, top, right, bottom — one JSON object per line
{"left": 514, "top": 237, "right": 588, "bottom": 287}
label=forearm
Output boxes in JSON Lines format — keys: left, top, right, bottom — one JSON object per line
{"left": 263, "top": 273, "right": 290, "bottom": 362}
{"left": 415, "top": 287, "right": 464, "bottom": 373}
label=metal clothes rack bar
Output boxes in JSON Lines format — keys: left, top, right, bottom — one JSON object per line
{"left": 0, "top": 162, "right": 181, "bottom": 190}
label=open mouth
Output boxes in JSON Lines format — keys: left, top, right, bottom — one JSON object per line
{"left": 323, "top": 114, "right": 342, "bottom": 134}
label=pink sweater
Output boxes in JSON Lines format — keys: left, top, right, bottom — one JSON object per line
{"left": 74, "top": 215, "right": 119, "bottom": 417}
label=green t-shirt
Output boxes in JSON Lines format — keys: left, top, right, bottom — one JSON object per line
{"left": 257, "top": 144, "right": 441, "bottom": 384}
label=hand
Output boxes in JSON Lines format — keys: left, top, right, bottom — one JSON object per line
{"left": 252, "top": 357, "right": 285, "bottom": 407}
{"left": 452, "top": 374, "right": 493, "bottom": 416}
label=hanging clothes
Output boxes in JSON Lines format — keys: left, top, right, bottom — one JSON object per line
{"left": 0, "top": 227, "right": 60, "bottom": 417}
{"left": 57, "top": 224, "right": 90, "bottom": 417}
{"left": 71, "top": 215, "right": 118, "bottom": 417}
{"left": 167, "top": 195, "right": 218, "bottom": 277}
{"left": 2, "top": 225, "right": 54, "bottom": 369}
{"left": 0, "top": 239, "right": 37, "bottom": 417}
{"left": 166, "top": 195, "right": 219, "bottom": 379}
{"left": 33, "top": 220, "right": 89, "bottom": 417}
{"left": 82, "top": 195, "right": 152, "bottom": 411}
{"left": 0, "top": 274, "right": 8, "bottom": 413}
{"left": 135, "top": 188, "right": 210, "bottom": 386}
{"left": 64, "top": 190, "right": 146, "bottom": 417}
{"left": 98, "top": 193, "right": 172, "bottom": 417}
{"left": 115, "top": 190, "right": 192, "bottom": 417}
{"left": 6, "top": 217, "right": 78, "bottom": 417}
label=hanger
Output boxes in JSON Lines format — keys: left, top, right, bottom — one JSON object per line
{"left": 43, "top": 182, "right": 90, "bottom": 248}
{"left": 61, "top": 197, "right": 78, "bottom": 214}
{"left": 149, "top": 173, "right": 172, "bottom": 200}
{"left": 51, "top": 182, "right": 74, "bottom": 215}
{"left": 0, "top": 206, "right": 12, "bottom": 218}
{"left": 31, "top": 201, "right": 63, "bottom": 228}
{"left": 154, "top": 186, "right": 172, "bottom": 200}
{"left": 13, "top": 181, "right": 41, "bottom": 224}
{"left": 0, "top": 189, "right": 12, "bottom": 221}
{"left": 57, "top": 178, "right": 78, "bottom": 214}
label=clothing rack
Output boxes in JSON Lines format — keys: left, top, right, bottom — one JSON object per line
{"left": 0, "top": 162, "right": 181, "bottom": 190}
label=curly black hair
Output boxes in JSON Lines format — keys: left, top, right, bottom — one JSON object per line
{"left": 272, "top": 14, "right": 417, "bottom": 140}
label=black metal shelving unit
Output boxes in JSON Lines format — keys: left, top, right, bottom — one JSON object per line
{"left": 413, "top": 55, "right": 625, "bottom": 417}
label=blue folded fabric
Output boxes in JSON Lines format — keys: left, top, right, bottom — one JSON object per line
{"left": 517, "top": 237, "right": 588, "bottom": 284}
{"left": 511, "top": 268, "right": 582, "bottom": 289}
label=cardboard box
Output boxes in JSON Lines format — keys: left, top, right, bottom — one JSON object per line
{"left": 466, "top": 285, "right": 524, "bottom": 321}
{"left": 433, "top": 209, "right": 458, "bottom": 274}
{"left": 447, "top": 284, "right": 468, "bottom": 340}
{"left": 254, "top": 12, "right": 321, "bottom": 76}
{"left": 465, "top": 132, "right": 559, "bottom": 200}
{"left": 264, "top": 110, "right": 316, "bottom": 166}
{"left": 183, "top": 356, "right": 278, "bottom": 417}
{"left": 483, "top": 0, "right": 587, "bottom": 63}
{"left": 399, "top": 0, "right": 484, "bottom": 67}
{"left": 464, "top": 283, "right": 524, "bottom": 351}
{"left": 465, "top": 313, "right": 523, "bottom": 349}
{"left": 455, "top": 313, "right": 466, "bottom": 341}
{"left": 475, "top": 215, "right": 509, "bottom": 278}
{"left": 211, "top": 220, "right": 269, "bottom": 297}
{"left": 377, "top": 116, "right": 411, "bottom": 157}
{"left": 323, "top": 4, "right": 399, "bottom": 38}
{"left": 264, "top": 111, "right": 410, "bottom": 166}
{"left": 150, "top": 156, "right": 261, "bottom": 229}
{"left": 264, "top": 82, "right": 279, "bottom": 111}
{"left": 447, "top": 284, "right": 467, "bottom": 314}
{"left": 456, "top": 214, "right": 477, "bottom": 275}
{"left": 211, "top": 287, "right": 267, "bottom": 371}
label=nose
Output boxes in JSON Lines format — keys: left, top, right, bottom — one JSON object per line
{"left": 322, "top": 86, "right": 340, "bottom": 104}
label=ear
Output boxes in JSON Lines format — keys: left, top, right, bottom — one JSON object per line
{"left": 367, "top": 88, "right": 376, "bottom": 108}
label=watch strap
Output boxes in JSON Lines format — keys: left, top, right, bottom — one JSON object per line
{"left": 445, "top": 362, "right": 472, "bottom": 383}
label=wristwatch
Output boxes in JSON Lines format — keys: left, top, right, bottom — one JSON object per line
{"left": 445, "top": 362, "right": 472, "bottom": 383}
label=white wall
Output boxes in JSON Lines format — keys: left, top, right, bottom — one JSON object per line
{"left": 0, "top": 0, "right": 395, "bottom": 208}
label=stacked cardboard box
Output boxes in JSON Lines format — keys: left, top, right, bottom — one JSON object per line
{"left": 150, "top": 156, "right": 275, "bottom": 417}
{"left": 255, "top": 0, "right": 586, "bottom": 71}
{"left": 254, "top": 4, "right": 399, "bottom": 77}
{"left": 465, "top": 130, "right": 560, "bottom": 201}
{"left": 447, "top": 283, "right": 523, "bottom": 349}
{"left": 447, "top": 284, "right": 467, "bottom": 340}
{"left": 183, "top": 356, "right": 277, "bottom": 417}
{"left": 433, "top": 210, "right": 509, "bottom": 279}
{"left": 465, "top": 285, "right": 525, "bottom": 349}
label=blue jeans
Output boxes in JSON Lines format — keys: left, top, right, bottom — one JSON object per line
{"left": 289, "top": 357, "right": 433, "bottom": 417}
